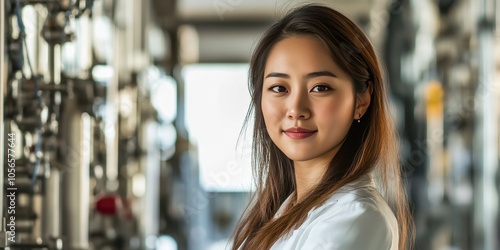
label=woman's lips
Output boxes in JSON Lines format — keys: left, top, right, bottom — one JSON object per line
{"left": 284, "top": 127, "right": 317, "bottom": 139}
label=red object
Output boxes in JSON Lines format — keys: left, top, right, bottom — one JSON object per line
{"left": 95, "top": 195, "right": 121, "bottom": 216}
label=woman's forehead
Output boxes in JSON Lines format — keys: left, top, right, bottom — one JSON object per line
{"left": 264, "top": 36, "right": 350, "bottom": 80}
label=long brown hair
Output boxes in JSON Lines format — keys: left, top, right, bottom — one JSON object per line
{"left": 232, "top": 4, "right": 414, "bottom": 250}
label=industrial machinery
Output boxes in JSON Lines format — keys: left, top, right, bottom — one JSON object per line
{"left": 1, "top": 0, "right": 176, "bottom": 249}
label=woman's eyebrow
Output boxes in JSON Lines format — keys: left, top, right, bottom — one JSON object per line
{"left": 265, "top": 72, "right": 290, "bottom": 79}
{"left": 306, "top": 71, "right": 337, "bottom": 79}
{"left": 265, "top": 71, "right": 338, "bottom": 79}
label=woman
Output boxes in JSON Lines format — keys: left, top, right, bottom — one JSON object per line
{"left": 231, "top": 4, "right": 414, "bottom": 250}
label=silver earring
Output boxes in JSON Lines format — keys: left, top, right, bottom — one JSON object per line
{"left": 357, "top": 119, "right": 360, "bottom": 123}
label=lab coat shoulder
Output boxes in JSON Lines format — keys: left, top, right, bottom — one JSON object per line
{"left": 270, "top": 176, "right": 399, "bottom": 250}
{"left": 301, "top": 191, "right": 397, "bottom": 250}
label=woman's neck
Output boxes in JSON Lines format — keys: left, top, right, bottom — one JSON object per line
{"left": 293, "top": 160, "right": 329, "bottom": 202}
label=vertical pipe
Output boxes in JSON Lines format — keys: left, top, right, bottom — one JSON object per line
{"left": 48, "top": 45, "right": 55, "bottom": 83}
{"left": 78, "top": 112, "right": 91, "bottom": 249}
{"left": 141, "top": 121, "right": 159, "bottom": 250}
{"left": 34, "top": 5, "right": 41, "bottom": 76}
{"left": 77, "top": 15, "right": 92, "bottom": 76}
{"left": 42, "top": 161, "right": 60, "bottom": 239}
{"left": 125, "top": 0, "right": 144, "bottom": 72}
{"left": 61, "top": 98, "right": 90, "bottom": 249}
{"left": 32, "top": 193, "right": 43, "bottom": 240}
{"left": 104, "top": 27, "right": 120, "bottom": 192}
{"left": 474, "top": 0, "right": 499, "bottom": 249}
{"left": 42, "top": 11, "right": 63, "bottom": 243}
{"left": 47, "top": 43, "right": 61, "bottom": 84}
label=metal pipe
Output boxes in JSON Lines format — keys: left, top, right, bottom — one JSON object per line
{"left": 42, "top": 160, "right": 60, "bottom": 239}
{"left": 104, "top": 24, "right": 121, "bottom": 192}
{"left": 32, "top": 193, "right": 43, "bottom": 240}
{"left": 61, "top": 98, "right": 90, "bottom": 249}
{"left": 141, "top": 121, "right": 160, "bottom": 250}
{"left": 48, "top": 45, "right": 55, "bottom": 84}
{"left": 473, "top": 0, "right": 499, "bottom": 249}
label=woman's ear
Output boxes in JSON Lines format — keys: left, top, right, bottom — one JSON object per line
{"left": 354, "top": 82, "right": 373, "bottom": 120}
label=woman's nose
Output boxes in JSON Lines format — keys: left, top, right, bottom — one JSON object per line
{"left": 286, "top": 92, "right": 311, "bottom": 120}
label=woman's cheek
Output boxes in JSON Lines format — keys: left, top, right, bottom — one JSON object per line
{"left": 262, "top": 99, "right": 281, "bottom": 120}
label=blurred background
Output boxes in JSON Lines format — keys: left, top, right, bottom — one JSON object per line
{"left": 0, "top": 0, "right": 499, "bottom": 249}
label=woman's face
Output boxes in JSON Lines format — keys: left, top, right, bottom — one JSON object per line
{"left": 262, "top": 36, "right": 362, "bottom": 166}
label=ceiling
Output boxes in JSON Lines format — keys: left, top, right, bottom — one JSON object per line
{"left": 150, "top": 0, "right": 392, "bottom": 62}
{"left": 176, "top": 0, "right": 389, "bottom": 22}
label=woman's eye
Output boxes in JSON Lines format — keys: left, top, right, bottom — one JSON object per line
{"left": 311, "top": 85, "right": 331, "bottom": 92}
{"left": 270, "top": 86, "right": 287, "bottom": 93}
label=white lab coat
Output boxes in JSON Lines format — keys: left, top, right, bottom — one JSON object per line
{"left": 270, "top": 175, "right": 399, "bottom": 250}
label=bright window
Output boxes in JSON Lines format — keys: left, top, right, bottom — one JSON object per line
{"left": 183, "top": 64, "right": 253, "bottom": 192}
